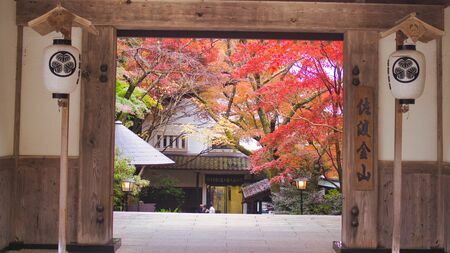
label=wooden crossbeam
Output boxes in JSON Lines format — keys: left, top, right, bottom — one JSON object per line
{"left": 17, "top": 1, "right": 444, "bottom": 32}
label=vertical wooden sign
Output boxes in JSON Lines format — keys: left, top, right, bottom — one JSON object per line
{"left": 353, "top": 86, "right": 374, "bottom": 191}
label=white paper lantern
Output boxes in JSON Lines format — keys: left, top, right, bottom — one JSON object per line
{"left": 387, "top": 45, "right": 426, "bottom": 104}
{"left": 43, "top": 39, "right": 80, "bottom": 97}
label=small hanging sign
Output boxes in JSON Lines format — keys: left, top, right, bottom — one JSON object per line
{"left": 353, "top": 86, "right": 374, "bottom": 191}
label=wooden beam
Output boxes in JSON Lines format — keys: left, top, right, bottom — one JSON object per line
{"left": 57, "top": 98, "right": 70, "bottom": 253}
{"left": 391, "top": 30, "right": 406, "bottom": 253}
{"left": 114, "top": 0, "right": 450, "bottom": 5}
{"left": 378, "top": 160, "right": 440, "bottom": 174}
{"left": 11, "top": 25, "right": 24, "bottom": 249}
{"left": 342, "top": 30, "right": 379, "bottom": 248}
{"left": 13, "top": 26, "right": 23, "bottom": 158}
{"left": 16, "top": 1, "right": 444, "bottom": 32}
{"left": 436, "top": 36, "right": 445, "bottom": 249}
{"left": 78, "top": 26, "right": 116, "bottom": 245}
{"left": 392, "top": 99, "right": 402, "bottom": 253}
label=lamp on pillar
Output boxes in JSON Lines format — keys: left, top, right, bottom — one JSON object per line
{"left": 294, "top": 177, "right": 308, "bottom": 215}
{"left": 121, "top": 179, "right": 136, "bottom": 211}
{"left": 27, "top": 5, "right": 98, "bottom": 253}
{"left": 380, "top": 13, "right": 443, "bottom": 253}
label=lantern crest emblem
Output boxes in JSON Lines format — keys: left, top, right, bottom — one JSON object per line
{"left": 49, "top": 51, "right": 77, "bottom": 77}
{"left": 43, "top": 39, "right": 80, "bottom": 95}
{"left": 387, "top": 45, "right": 425, "bottom": 104}
{"left": 392, "top": 57, "right": 419, "bottom": 83}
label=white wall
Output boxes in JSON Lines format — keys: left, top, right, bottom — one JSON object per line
{"left": 379, "top": 34, "right": 438, "bottom": 161}
{"left": 147, "top": 101, "right": 216, "bottom": 154}
{"left": 444, "top": 7, "right": 450, "bottom": 162}
{"left": 19, "top": 28, "right": 81, "bottom": 156}
{"left": 0, "top": 0, "right": 17, "bottom": 157}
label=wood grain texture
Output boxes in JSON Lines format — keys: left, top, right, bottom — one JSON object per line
{"left": 78, "top": 26, "right": 116, "bottom": 245}
{"left": 444, "top": 163, "right": 450, "bottom": 252}
{"left": 378, "top": 162, "right": 441, "bottom": 249}
{"left": 378, "top": 160, "right": 439, "bottom": 174}
{"left": 392, "top": 99, "right": 402, "bottom": 253}
{"left": 12, "top": 157, "right": 79, "bottom": 244}
{"left": 181, "top": 0, "right": 450, "bottom": 4}
{"left": 10, "top": 26, "right": 23, "bottom": 250}
{"left": 342, "top": 30, "right": 379, "bottom": 248}
{"left": 0, "top": 157, "right": 14, "bottom": 249}
{"left": 445, "top": 173, "right": 450, "bottom": 252}
{"left": 16, "top": 1, "right": 444, "bottom": 32}
{"left": 58, "top": 100, "right": 70, "bottom": 252}
{"left": 436, "top": 36, "right": 445, "bottom": 249}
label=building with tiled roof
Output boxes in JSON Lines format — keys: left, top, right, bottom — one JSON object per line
{"left": 150, "top": 154, "right": 249, "bottom": 171}
{"left": 140, "top": 101, "right": 263, "bottom": 214}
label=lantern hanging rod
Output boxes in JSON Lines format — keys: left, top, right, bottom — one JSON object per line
{"left": 27, "top": 3, "right": 99, "bottom": 39}
{"left": 380, "top": 12, "right": 444, "bottom": 43}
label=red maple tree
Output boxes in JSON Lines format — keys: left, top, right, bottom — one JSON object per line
{"left": 117, "top": 38, "right": 343, "bottom": 189}
{"left": 194, "top": 39, "right": 343, "bottom": 188}
{"left": 116, "top": 37, "right": 221, "bottom": 137}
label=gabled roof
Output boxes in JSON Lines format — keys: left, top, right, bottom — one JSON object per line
{"left": 150, "top": 154, "right": 249, "bottom": 171}
{"left": 242, "top": 179, "right": 271, "bottom": 200}
{"left": 27, "top": 4, "right": 98, "bottom": 38}
{"left": 380, "top": 13, "right": 444, "bottom": 43}
{"left": 115, "top": 121, "right": 174, "bottom": 165}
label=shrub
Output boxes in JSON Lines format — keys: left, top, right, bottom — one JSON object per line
{"left": 157, "top": 208, "right": 181, "bottom": 213}
{"left": 140, "top": 176, "right": 185, "bottom": 211}
{"left": 272, "top": 185, "right": 342, "bottom": 215}
{"left": 113, "top": 150, "right": 150, "bottom": 211}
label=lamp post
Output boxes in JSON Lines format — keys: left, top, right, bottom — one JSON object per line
{"left": 121, "top": 179, "right": 135, "bottom": 211}
{"left": 380, "top": 14, "right": 444, "bottom": 253}
{"left": 27, "top": 5, "right": 98, "bottom": 253}
{"left": 295, "top": 177, "right": 308, "bottom": 215}
{"left": 44, "top": 35, "right": 80, "bottom": 253}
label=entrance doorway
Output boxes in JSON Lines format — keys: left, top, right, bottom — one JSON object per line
{"left": 207, "top": 185, "right": 243, "bottom": 213}
{"left": 113, "top": 29, "right": 345, "bottom": 252}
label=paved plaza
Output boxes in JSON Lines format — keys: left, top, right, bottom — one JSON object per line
{"left": 5, "top": 212, "right": 340, "bottom": 253}
{"left": 114, "top": 212, "right": 341, "bottom": 253}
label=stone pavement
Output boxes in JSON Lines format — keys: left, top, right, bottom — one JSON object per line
{"left": 114, "top": 212, "right": 341, "bottom": 253}
{"left": 5, "top": 213, "right": 340, "bottom": 253}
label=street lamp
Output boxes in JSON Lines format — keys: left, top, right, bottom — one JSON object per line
{"left": 294, "top": 177, "right": 308, "bottom": 215}
{"left": 27, "top": 5, "right": 98, "bottom": 253}
{"left": 121, "top": 179, "right": 135, "bottom": 211}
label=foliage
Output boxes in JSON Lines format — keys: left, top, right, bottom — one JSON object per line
{"left": 117, "top": 37, "right": 221, "bottom": 137}
{"left": 117, "top": 38, "right": 344, "bottom": 188}
{"left": 157, "top": 208, "right": 181, "bottom": 213}
{"left": 194, "top": 40, "right": 344, "bottom": 187}
{"left": 113, "top": 150, "right": 150, "bottom": 211}
{"left": 116, "top": 79, "right": 159, "bottom": 129}
{"left": 272, "top": 185, "right": 342, "bottom": 215}
{"left": 140, "top": 176, "right": 185, "bottom": 211}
